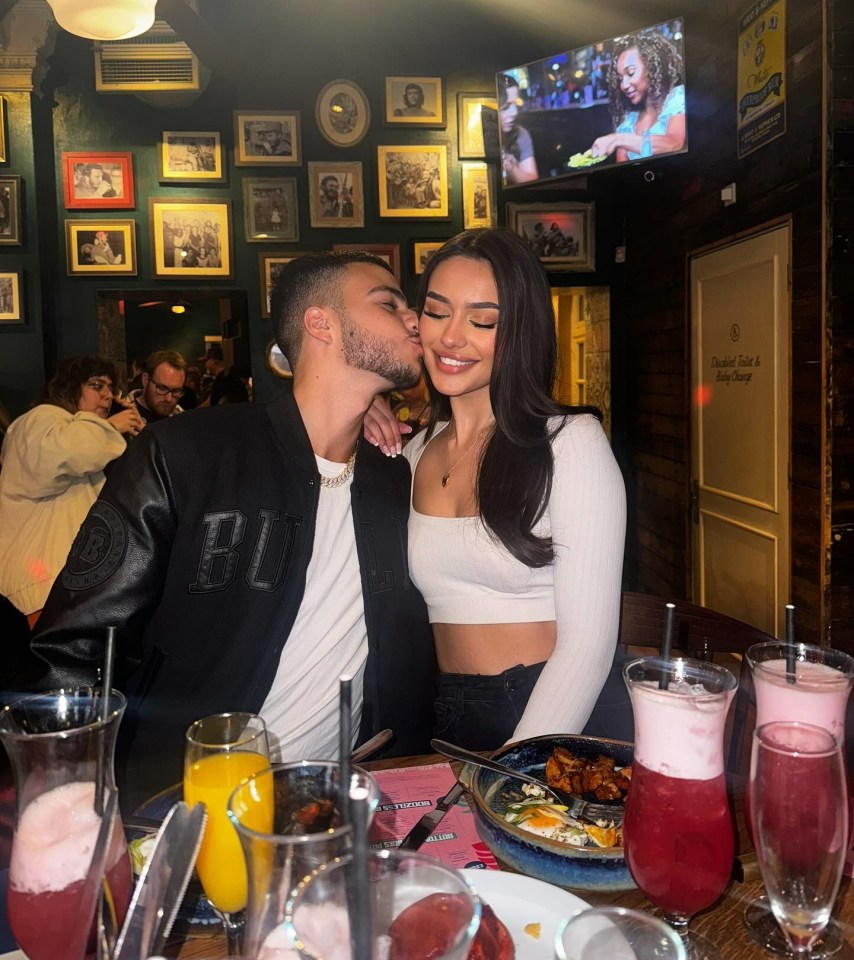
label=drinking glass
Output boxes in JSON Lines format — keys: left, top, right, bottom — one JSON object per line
{"left": 744, "top": 641, "right": 854, "bottom": 956}
{"left": 184, "top": 712, "right": 270, "bottom": 954}
{"left": 285, "top": 848, "right": 481, "bottom": 960}
{"left": 0, "top": 688, "right": 133, "bottom": 960}
{"left": 227, "top": 761, "right": 379, "bottom": 958}
{"left": 555, "top": 906, "right": 687, "bottom": 960}
{"left": 750, "top": 721, "right": 848, "bottom": 957}
{"left": 623, "top": 656, "right": 737, "bottom": 960}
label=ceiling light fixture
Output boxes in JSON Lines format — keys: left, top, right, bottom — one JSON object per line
{"left": 46, "top": 0, "right": 157, "bottom": 41}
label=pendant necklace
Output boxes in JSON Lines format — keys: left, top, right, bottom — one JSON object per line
{"left": 441, "top": 422, "right": 494, "bottom": 488}
{"left": 320, "top": 451, "right": 356, "bottom": 489}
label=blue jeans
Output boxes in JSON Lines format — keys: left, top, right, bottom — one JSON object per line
{"left": 433, "top": 662, "right": 546, "bottom": 751}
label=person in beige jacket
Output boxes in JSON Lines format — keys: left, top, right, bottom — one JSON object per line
{"left": 0, "top": 356, "right": 142, "bottom": 625}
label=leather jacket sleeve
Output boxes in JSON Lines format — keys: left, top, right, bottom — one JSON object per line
{"left": 31, "top": 428, "right": 178, "bottom": 690}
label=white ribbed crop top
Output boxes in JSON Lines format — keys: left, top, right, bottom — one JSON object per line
{"left": 403, "top": 414, "right": 627, "bottom": 741}
{"left": 405, "top": 423, "right": 554, "bottom": 624}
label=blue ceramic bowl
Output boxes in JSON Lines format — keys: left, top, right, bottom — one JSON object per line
{"left": 468, "top": 734, "right": 636, "bottom": 892}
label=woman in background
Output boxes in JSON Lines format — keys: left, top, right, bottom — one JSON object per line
{"left": 590, "top": 30, "right": 685, "bottom": 163}
{"left": 498, "top": 73, "right": 540, "bottom": 185}
{"left": 369, "top": 228, "right": 625, "bottom": 749}
{"left": 0, "top": 356, "right": 142, "bottom": 625}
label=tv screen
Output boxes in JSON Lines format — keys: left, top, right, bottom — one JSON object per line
{"left": 496, "top": 17, "right": 686, "bottom": 187}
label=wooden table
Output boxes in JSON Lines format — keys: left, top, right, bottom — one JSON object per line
{"left": 171, "top": 753, "right": 854, "bottom": 959}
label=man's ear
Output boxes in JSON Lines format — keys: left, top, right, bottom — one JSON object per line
{"left": 304, "top": 306, "right": 334, "bottom": 346}
{"left": 141, "top": 372, "right": 150, "bottom": 387}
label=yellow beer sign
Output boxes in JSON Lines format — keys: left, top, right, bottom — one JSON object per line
{"left": 737, "top": 0, "right": 786, "bottom": 158}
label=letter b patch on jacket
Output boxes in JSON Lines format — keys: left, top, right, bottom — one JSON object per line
{"left": 189, "top": 510, "right": 247, "bottom": 593}
{"left": 63, "top": 501, "right": 128, "bottom": 590}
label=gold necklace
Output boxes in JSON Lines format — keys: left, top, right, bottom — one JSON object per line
{"left": 320, "top": 451, "right": 356, "bottom": 489}
{"left": 441, "top": 422, "right": 493, "bottom": 488}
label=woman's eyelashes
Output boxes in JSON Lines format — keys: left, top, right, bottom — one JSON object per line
{"left": 421, "top": 309, "right": 498, "bottom": 330}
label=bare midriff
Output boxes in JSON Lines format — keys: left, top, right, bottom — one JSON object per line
{"left": 433, "top": 620, "right": 556, "bottom": 674}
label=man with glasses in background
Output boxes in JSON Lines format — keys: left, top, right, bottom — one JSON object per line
{"left": 119, "top": 349, "right": 187, "bottom": 427}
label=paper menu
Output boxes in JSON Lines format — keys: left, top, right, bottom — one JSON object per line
{"left": 368, "top": 762, "right": 500, "bottom": 872}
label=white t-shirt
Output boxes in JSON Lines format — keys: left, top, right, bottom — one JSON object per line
{"left": 260, "top": 455, "right": 366, "bottom": 761}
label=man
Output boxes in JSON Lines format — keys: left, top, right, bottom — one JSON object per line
{"left": 198, "top": 344, "right": 248, "bottom": 406}
{"left": 319, "top": 175, "right": 354, "bottom": 218}
{"left": 30, "top": 251, "right": 435, "bottom": 808}
{"left": 90, "top": 231, "right": 122, "bottom": 265}
{"left": 127, "top": 350, "right": 187, "bottom": 425}
{"left": 74, "top": 164, "right": 116, "bottom": 199}
{"left": 393, "top": 82, "right": 434, "bottom": 117}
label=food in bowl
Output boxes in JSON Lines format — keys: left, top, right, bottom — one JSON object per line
{"left": 502, "top": 784, "right": 622, "bottom": 849}
{"left": 544, "top": 747, "right": 632, "bottom": 802}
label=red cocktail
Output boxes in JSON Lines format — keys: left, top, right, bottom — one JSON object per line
{"left": 623, "top": 656, "right": 737, "bottom": 960}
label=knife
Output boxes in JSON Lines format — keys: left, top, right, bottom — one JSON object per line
{"left": 398, "top": 780, "right": 466, "bottom": 851}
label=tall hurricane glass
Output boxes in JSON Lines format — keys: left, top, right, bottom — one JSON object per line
{"left": 623, "top": 656, "right": 737, "bottom": 960}
{"left": 0, "top": 688, "right": 133, "bottom": 960}
{"left": 183, "top": 712, "right": 270, "bottom": 955}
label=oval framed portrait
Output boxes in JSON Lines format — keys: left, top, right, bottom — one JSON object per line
{"left": 315, "top": 79, "right": 371, "bottom": 148}
{"left": 266, "top": 340, "right": 292, "bottom": 379}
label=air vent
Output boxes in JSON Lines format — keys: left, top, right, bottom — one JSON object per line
{"left": 94, "top": 20, "right": 199, "bottom": 92}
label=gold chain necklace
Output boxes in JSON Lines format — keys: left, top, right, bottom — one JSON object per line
{"left": 319, "top": 451, "right": 356, "bottom": 489}
{"left": 441, "top": 422, "right": 494, "bottom": 488}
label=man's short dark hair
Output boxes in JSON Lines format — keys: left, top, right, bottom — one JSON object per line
{"left": 321, "top": 175, "right": 339, "bottom": 191}
{"left": 269, "top": 251, "right": 395, "bottom": 371}
{"left": 145, "top": 349, "right": 188, "bottom": 376}
{"left": 404, "top": 83, "right": 425, "bottom": 107}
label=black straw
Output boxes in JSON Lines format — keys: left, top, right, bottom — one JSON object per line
{"left": 785, "top": 604, "right": 797, "bottom": 685}
{"left": 338, "top": 675, "right": 352, "bottom": 827}
{"left": 94, "top": 626, "right": 116, "bottom": 816}
{"left": 658, "top": 603, "right": 676, "bottom": 690}
{"left": 348, "top": 786, "right": 372, "bottom": 960}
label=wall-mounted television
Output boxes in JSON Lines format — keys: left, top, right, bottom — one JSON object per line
{"left": 496, "top": 17, "right": 686, "bottom": 187}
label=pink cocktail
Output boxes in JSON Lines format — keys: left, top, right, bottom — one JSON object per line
{"left": 7, "top": 781, "right": 132, "bottom": 960}
{"left": 623, "top": 656, "right": 737, "bottom": 960}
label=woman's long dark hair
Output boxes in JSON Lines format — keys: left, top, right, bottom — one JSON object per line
{"left": 498, "top": 74, "right": 524, "bottom": 163}
{"left": 608, "top": 31, "right": 684, "bottom": 129}
{"left": 416, "top": 228, "right": 601, "bottom": 568}
{"left": 35, "top": 355, "right": 116, "bottom": 414}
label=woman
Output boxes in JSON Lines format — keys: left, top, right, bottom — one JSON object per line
{"left": 0, "top": 356, "right": 143, "bottom": 625}
{"left": 498, "top": 74, "right": 539, "bottom": 185}
{"left": 370, "top": 229, "right": 625, "bottom": 749}
{"left": 590, "top": 31, "right": 685, "bottom": 163}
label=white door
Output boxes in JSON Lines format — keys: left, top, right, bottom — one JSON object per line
{"left": 690, "top": 226, "right": 790, "bottom": 636}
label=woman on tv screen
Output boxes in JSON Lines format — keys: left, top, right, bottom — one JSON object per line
{"left": 590, "top": 30, "right": 685, "bottom": 163}
{"left": 498, "top": 74, "right": 540, "bottom": 185}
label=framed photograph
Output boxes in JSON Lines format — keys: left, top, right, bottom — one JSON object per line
{"left": 316, "top": 79, "right": 371, "bottom": 148}
{"left": 0, "top": 97, "right": 6, "bottom": 164}
{"left": 62, "top": 152, "right": 134, "bottom": 209}
{"left": 258, "top": 251, "right": 311, "bottom": 318}
{"left": 234, "top": 111, "right": 301, "bottom": 166}
{"left": 457, "top": 93, "right": 497, "bottom": 158}
{"left": 333, "top": 243, "right": 400, "bottom": 282}
{"left": 0, "top": 269, "right": 22, "bottom": 323}
{"left": 242, "top": 177, "right": 299, "bottom": 242}
{"left": 412, "top": 240, "right": 444, "bottom": 275}
{"left": 159, "top": 131, "right": 224, "bottom": 182}
{"left": 266, "top": 340, "right": 293, "bottom": 379}
{"left": 308, "top": 161, "right": 364, "bottom": 228}
{"left": 0, "top": 175, "right": 22, "bottom": 244}
{"left": 377, "top": 145, "right": 449, "bottom": 219}
{"left": 150, "top": 199, "right": 232, "bottom": 279}
{"left": 65, "top": 219, "right": 136, "bottom": 276}
{"left": 461, "top": 162, "right": 495, "bottom": 229}
{"left": 384, "top": 77, "right": 445, "bottom": 127}
{"left": 507, "top": 201, "right": 596, "bottom": 272}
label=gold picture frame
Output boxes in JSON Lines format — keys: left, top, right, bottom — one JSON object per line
{"left": 234, "top": 111, "right": 301, "bottom": 167}
{"left": 258, "top": 251, "right": 311, "bottom": 317}
{"left": 308, "top": 161, "right": 364, "bottom": 228}
{"left": 412, "top": 240, "right": 444, "bottom": 275}
{"left": 150, "top": 199, "right": 232, "bottom": 279}
{"left": 0, "top": 97, "right": 7, "bottom": 164}
{"left": 457, "top": 93, "right": 497, "bottom": 158}
{"left": 377, "top": 145, "right": 449, "bottom": 219}
{"left": 461, "top": 162, "right": 495, "bottom": 229}
{"left": 65, "top": 219, "right": 137, "bottom": 276}
{"left": 0, "top": 269, "right": 23, "bottom": 323}
{"left": 159, "top": 131, "right": 225, "bottom": 182}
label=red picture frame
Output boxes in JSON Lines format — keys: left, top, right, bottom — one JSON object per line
{"left": 62, "top": 152, "right": 135, "bottom": 210}
{"left": 332, "top": 243, "right": 401, "bottom": 282}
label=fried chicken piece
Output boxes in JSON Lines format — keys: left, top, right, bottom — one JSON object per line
{"left": 544, "top": 747, "right": 632, "bottom": 801}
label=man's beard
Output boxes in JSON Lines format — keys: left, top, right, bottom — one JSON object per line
{"left": 340, "top": 310, "right": 420, "bottom": 391}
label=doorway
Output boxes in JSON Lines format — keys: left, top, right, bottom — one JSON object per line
{"left": 689, "top": 225, "right": 791, "bottom": 636}
{"left": 552, "top": 286, "right": 611, "bottom": 438}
